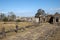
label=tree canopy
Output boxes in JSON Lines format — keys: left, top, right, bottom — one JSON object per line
{"left": 35, "top": 9, "right": 46, "bottom": 18}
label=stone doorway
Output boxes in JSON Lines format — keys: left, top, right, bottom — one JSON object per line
{"left": 49, "top": 16, "right": 54, "bottom": 24}
{"left": 56, "top": 17, "right": 59, "bottom": 22}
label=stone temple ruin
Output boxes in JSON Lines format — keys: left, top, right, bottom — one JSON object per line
{"left": 35, "top": 13, "right": 60, "bottom": 24}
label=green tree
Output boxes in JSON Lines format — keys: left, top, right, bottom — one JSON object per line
{"left": 3, "top": 17, "right": 8, "bottom": 22}
{"left": 16, "top": 19, "right": 21, "bottom": 22}
{"left": 35, "top": 9, "right": 46, "bottom": 18}
{"left": 8, "top": 12, "right": 16, "bottom": 21}
{"left": 0, "top": 13, "right": 6, "bottom": 21}
{"left": 55, "top": 12, "right": 59, "bottom": 15}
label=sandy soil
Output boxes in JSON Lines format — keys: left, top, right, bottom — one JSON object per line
{"left": 1, "top": 23, "right": 60, "bottom": 40}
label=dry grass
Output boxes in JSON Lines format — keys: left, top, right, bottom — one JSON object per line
{"left": 0, "top": 22, "right": 33, "bottom": 39}
{"left": 0, "top": 22, "right": 33, "bottom": 31}
{"left": 47, "top": 26, "right": 60, "bottom": 40}
{"left": 0, "top": 22, "right": 60, "bottom": 40}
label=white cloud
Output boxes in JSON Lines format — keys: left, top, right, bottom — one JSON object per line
{"left": 49, "top": 8, "right": 60, "bottom": 11}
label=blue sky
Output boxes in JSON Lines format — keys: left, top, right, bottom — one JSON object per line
{"left": 0, "top": 0, "right": 60, "bottom": 17}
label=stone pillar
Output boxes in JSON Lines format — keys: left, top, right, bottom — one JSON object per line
{"left": 59, "top": 19, "right": 60, "bottom": 22}
{"left": 45, "top": 18, "right": 46, "bottom": 22}
{"left": 53, "top": 17, "right": 56, "bottom": 24}
{"left": 40, "top": 18, "right": 42, "bottom": 23}
{"left": 39, "top": 17, "right": 40, "bottom": 23}
{"left": 53, "top": 18, "right": 54, "bottom": 23}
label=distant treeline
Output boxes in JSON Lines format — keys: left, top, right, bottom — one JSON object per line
{"left": 0, "top": 9, "right": 60, "bottom": 22}
{"left": 0, "top": 12, "right": 22, "bottom": 22}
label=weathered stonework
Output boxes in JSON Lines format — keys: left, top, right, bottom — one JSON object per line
{"left": 35, "top": 13, "right": 60, "bottom": 24}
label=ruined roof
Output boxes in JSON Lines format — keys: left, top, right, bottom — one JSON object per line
{"left": 54, "top": 13, "right": 60, "bottom": 17}
{"left": 46, "top": 15, "right": 53, "bottom": 17}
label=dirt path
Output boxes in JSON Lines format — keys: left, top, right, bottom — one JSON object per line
{"left": 2, "top": 23, "right": 60, "bottom": 40}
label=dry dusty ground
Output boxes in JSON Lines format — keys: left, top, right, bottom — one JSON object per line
{"left": 0, "top": 23, "right": 60, "bottom": 40}
{"left": 0, "top": 22, "right": 33, "bottom": 38}
{"left": 0, "top": 22, "right": 33, "bottom": 31}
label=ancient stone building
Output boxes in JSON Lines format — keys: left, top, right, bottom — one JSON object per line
{"left": 35, "top": 13, "right": 60, "bottom": 24}
{"left": 35, "top": 15, "right": 46, "bottom": 23}
{"left": 45, "top": 13, "right": 60, "bottom": 24}
{"left": 54, "top": 13, "right": 60, "bottom": 22}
